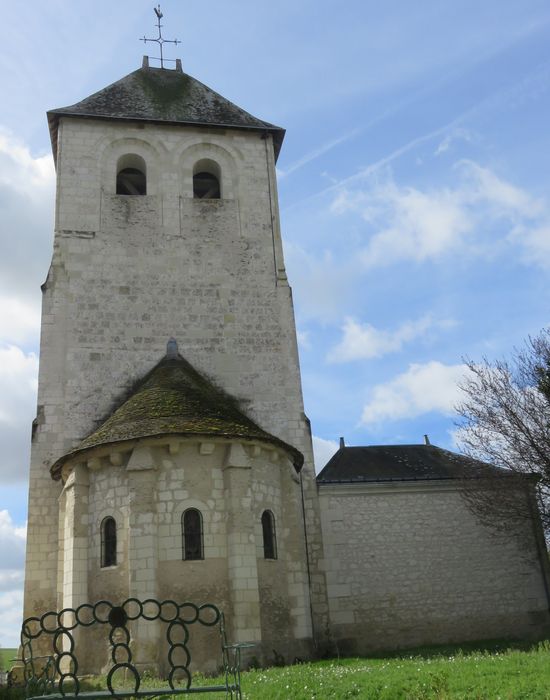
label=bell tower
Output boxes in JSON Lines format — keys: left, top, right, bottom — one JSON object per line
{"left": 23, "top": 42, "right": 328, "bottom": 669}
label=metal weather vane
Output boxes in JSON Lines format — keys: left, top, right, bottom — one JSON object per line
{"left": 140, "top": 5, "right": 181, "bottom": 69}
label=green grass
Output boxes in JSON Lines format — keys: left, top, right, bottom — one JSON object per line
{"left": 0, "top": 650, "right": 16, "bottom": 672}
{"left": 2, "top": 640, "right": 550, "bottom": 699}
{"left": 239, "top": 642, "right": 550, "bottom": 699}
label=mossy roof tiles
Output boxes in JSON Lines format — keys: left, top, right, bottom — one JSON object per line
{"left": 50, "top": 355, "right": 303, "bottom": 478}
{"left": 47, "top": 66, "right": 285, "bottom": 160}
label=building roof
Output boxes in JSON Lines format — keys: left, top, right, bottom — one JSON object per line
{"left": 47, "top": 64, "right": 285, "bottom": 161}
{"left": 316, "top": 444, "right": 510, "bottom": 484}
{"left": 50, "top": 350, "right": 303, "bottom": 479}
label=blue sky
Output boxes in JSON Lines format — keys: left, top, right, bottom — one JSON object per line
{"left": 0, "top": 0, "right": 549, "bottom": 646}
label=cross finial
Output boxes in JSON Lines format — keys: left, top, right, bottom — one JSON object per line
{"left": 140, "top": 5, "right": 181, "bottom": 69}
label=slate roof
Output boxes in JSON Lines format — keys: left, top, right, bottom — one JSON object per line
{"left": 50, "top": 353, "right": 303, "bottom": 479}
{"left": 47, "top": 65, "right": 285, "bottom": 160}
{"left": 316, "top": 444, "right": 510, "bottom": 484}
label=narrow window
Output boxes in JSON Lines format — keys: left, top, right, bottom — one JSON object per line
{"left": 182, "top": 508, "right": 203, "bottom": 560}
{"left": 116, "top": 154, "right": 147, "bottom": 195}
{"left": 261, "top": 510, "right": 277, "bottom": 560}
{"left": 101, "top": 517, "right": 117, "bottom": 567}
{"left": 193, "top": 159, "right": 221, "bottom": 199}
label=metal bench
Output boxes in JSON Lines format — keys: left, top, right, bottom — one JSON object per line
{"left": 20, "top": 599, "right": 249, "bottom": 699}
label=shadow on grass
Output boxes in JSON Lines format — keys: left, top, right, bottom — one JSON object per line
{"left": 336, "top": 636, "right": 549, "bottom": 662}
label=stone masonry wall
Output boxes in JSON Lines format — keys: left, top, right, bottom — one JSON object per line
{"left": 24, "top": 113, "right": 328, "bottom": 647}
{"left": 319, "top": 481, "right": 550, "bottom": 654}
{"left": 58, "top": 436, "right": 313, "bottom": 673}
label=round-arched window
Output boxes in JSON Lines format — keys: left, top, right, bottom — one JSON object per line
{"left": 182, "top": 508, "right": 204, "bottom": 560}
{"left": 116, "top": 154, "right": 147, "bottom": 195}
{"left": 101, "top": 516, "right": 117, "bottom": 567}
{"left": 261, "top": 510, "right": 277, "bottom": 560}
{"left": 193, "top": 159, "right": 221, "bottom": 199}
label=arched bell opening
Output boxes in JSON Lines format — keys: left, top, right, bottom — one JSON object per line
{"left": 193, "top": 159, "right": 221, "bottom": 199}
{"left": 116, "top": 154, "right": 147, "bottom": 195}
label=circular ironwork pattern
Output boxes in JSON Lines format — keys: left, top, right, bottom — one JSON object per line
{"left": 108, "top": 606, "right": 128, "bottom": 629}
{"left": 40, "top": 611, "right": 59, "bottom": 634}
{"left": 106, "top": 663, "right": 140, "bottom": 695}
{"left": 159, "top": 599, "right": 179, "bottom": 622}
{"left": 53, "top": 630, "right": 74, "bottom": 656}
{"left": 141, "top": 598, "right": 161, "bottom": 620}
{"left": 122, "top": 597, "right": 143, "bottom": 620}
{"left": 178, "top": 602, "right": 199, "bottom": 624}
{"left": 93, "top": 600, "right": 113, "bottom": 624}
{"left": 167, "top": 643, "right": 190, "bottom": 669}
{"left": 168, "top": 665, "right": 191, "bottom": 690}
{"left": 75, "top": 603, "right": 95, "bottom": 627}
{"left": 59, "top": 672, "right": 80, "bottom": 697}
{"left": 21, "top": 616, "right": 41, "bottom": 640}
{"left": 57, "top": 608, "right": 78, "bottom": 631}
{"left": 56, "top": 652, "right": 77, "bottom": 677}
{"left": 21, "top": 598, "right": 223, "bottom": 697}
{"left": 197, "top": 603, "right": 221, "bottom": 627}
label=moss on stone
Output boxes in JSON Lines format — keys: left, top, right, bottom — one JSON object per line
{"left": 51, "top": 355, "right": 303, "bottom": 477}
{"left": 48, "top": 67, "right": 285, "bottom": 160}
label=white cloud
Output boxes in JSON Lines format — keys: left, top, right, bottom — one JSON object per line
{"left": 0, "top": 296, "right": 40, "bottom": 346}
{"left": 312, "top": 435, "right": 339, "bottom": 473}
{"left": 328, "top": 314, "right": 446, "bottom": 362}
{"left": 0, "top": 510, "right": 26, "bottom": 647}
{"left": 0, "top": 589, "right": 24, "bottom": 649}
{"left": 434, "top": 128, "right": 473, "bottom": 156}
{"left": 0, "top": 510, "right": 26, "bottom": 569}
{"left": 296, "top": 330, "right": 311, "bottom": 350}
{"left": 330, "top": 160, "right": 550, "bottom": 269}
{"left": 0, "top": 129, "right": 50, "bottom": 485}
{"left": 0, "top": 569, "right": 25, "bottom": 592}
{"left": 461, "top": 160, "right": 538, "bottom": 215}
{"left": 0, "top": 345, "right": 38, "bottom": 482}
{"left": 284, "top": 241, "right": 361, "bottom": 323}
{"left": 333, "top": 179, "right": 472, "bottom": 268}
{"left": 361, "top": 361, "right": 467, "bottom": 425}
{"left": 509, "top": 224, "right": 550, "bottom": 268}
{"left": 0, "top": 129, "right": 54, "bottom": 195}
{"left": 0, "top": 127, "right": 54, "bottom": 301}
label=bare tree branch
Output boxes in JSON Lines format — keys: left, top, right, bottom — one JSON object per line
{"left": 455, "top": 328, "right": 550, "bottom": 532}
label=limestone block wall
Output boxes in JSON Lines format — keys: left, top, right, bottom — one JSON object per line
{"left": 319, "top": 481, "right": 550, "bottom": 654}
{"left": 57, "top": 436, "right": 313, "bottom": 673}
{"left": 25, "top": 113, "right": 328, "bottom": 645}
{"left": 252, "top": 451, "right": 313, "bottom": 660}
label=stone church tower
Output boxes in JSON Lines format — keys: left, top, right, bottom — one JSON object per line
{"left": 24, "top": 57, "right": 328, "bottom": 671}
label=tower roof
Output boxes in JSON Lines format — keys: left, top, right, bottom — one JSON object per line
{"left": 50, "top": 352, "right": 303, "bottom": 478}
{"left": 47, "top": 64, "right": 285, "bottom": 160}
{"left": 316, "top": 444, "right": 510, "bottom": 484}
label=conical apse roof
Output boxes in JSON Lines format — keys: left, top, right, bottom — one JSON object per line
{"left": 50, "top": 352, "right": 303, "bottom": 478}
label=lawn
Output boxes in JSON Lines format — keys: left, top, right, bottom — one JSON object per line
{"left": 0, "top": 651, "right": 16, "bottom": 672}
{"left": 2, "top": 640, "right": 550, "bottom": 699}
{"left": 238, "top": 642, "right": 550, "bottom": 699}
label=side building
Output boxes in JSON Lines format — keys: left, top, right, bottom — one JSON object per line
{"left": 318, "top": 442, "right": 550, "bottom": 654}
